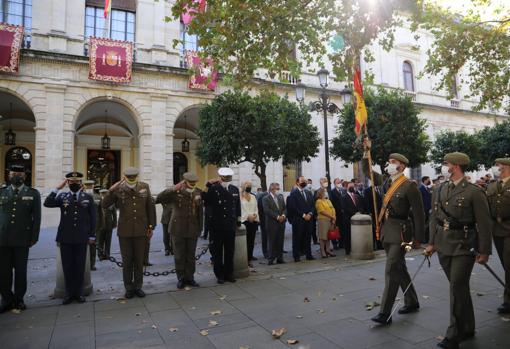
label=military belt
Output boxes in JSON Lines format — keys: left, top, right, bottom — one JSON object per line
{"left": 436, "top": 218, "right": 475, "bottom": 231}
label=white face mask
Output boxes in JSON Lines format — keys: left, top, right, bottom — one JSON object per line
{"left": 185, "top": 188, "right": 194, "bottom": 193}
{"left": 441, "top": 165, "right": 451, "bottom": 179}
{"left": 85, "top": 189, "right": 94, "bottom": 194}
{"left": 306, "top": 184, "right": 312, "bottom": 190}
{"left": 492, "top": 166, "right": 501, "bottom": 178}
{"left": 385, "top": 163, "right": 399, "bottom": 176}
{"left": 126, "top": 183, "right": 136, "bottom": 189}
{"left": 221, "top": 182, "right": 229, "bottom": 188}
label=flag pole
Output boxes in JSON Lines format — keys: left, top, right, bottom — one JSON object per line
{"left": 363, "top": 124, "right": 381, "bottom": 241}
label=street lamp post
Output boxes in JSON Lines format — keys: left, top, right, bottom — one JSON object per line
{"left": 296, "top": 70, "right": 352, "bottom": 186}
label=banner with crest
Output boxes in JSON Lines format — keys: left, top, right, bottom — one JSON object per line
{"left": 0, "top": 23, "right": 23, "bottom": 73}
{"left": 88, "top": 37, "right": 133, "bottom": 83}
{"left": 185, "top": 50, "right": 218, "bottom": 91}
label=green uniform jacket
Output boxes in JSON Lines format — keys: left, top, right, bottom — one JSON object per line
{"left": 362, "top": 159, "right": 425, "bottom": 244}
{"left": 102, "top": 182, "right": 156, "bottom": 238}
{"left": 97, "top": 198, "right": 117, "bottom": 231}
{"left": 0, "top": 185, "right": 41, "bottom": 247}
{"left": 429, "top": 178, "right": 492, "bottom": 256}
{"left": 486, "top": 179, "right": 510, "bottom": 237}
{"left": 156, "top": 187, "right": 203, "bottom": 238}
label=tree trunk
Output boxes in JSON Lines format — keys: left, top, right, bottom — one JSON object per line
{"left": 254, "top": 163, "right": 268, "bottom": 191}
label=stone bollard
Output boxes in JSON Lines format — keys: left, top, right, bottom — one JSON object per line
{"left": 54, "top": 245, "right": 93, "bottom": 298}
{"left": 233, "top": 224, "right": 249, "bottom": 279}
{"left": 350, "top": 213, "right": 375, "bottom": 260}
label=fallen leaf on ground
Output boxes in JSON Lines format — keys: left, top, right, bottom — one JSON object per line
{"left": 190, "top": 307, "right": 196, "bottom": 310}
{"left": 332, "top": 297, "right": 337, "bottom": 301}
{"left": 271, "top": 327, "right": 287, "bottom": 339}
{"left": 501, "top": 317, "right": 510, "bottom": 322}
{"left": 219, "top": 295, "right": 227, "bottom": 300}
{"left": 279, "top": 277, "right": 286, "bottom": 280}
{"left": 200, "top": 330, "right": 209, "bottom": 336}
{"left": 303, "top": 297, "right": 310, "bottom": 303}
{"left": 239, "top": 346, "right": 250, "bottom": 349}
{"left": 135, "top": 313, "right": 141, "bottom": 317}
{"left": 422, "top": 295, "right": 430, "bottom": 300}
{"left": 436, "top": 336, "right": 445, "bottom": 341}
{"left": 169, "top": 327, "right": 179, "bottom": 332}
{"left": 369, "top": 277, "right": 376, "bottom": 281}
{"left": 10, "top": 309, "right": 21, "bottom": 314}
{"left": 287, "top": 339, "right": 299, "bottom": 345}
{"left": 317, "top": 308, "right": 325, "bottom": 314}
{"left": 476, "top": 292, "right": 485, "bottom": 297}
{"left": 184, "top": 286, "right": 192, "bottom": 291}
{"left": 210, "top": 310, "right": 222, "bottom": 316}
{"left": 208, "top": 320, "right": 219, "bottom": 327}
{"left": 296, "top": 315, "right": 303, "bottom": 319}
{"left": 365, "top": 301, "right": 381, "bottom": 311}
{"left": 152, "top": 325, "right": 157, "bottom": 329}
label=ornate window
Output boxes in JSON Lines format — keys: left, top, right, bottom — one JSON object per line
{"left": 403, "top": 61, "right": 415, "bottom": 92}
{"left": 85, "top": 6, "right": 135, "bottom": 42}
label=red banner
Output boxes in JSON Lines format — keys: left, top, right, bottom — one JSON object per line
{"left": 185, "top": 50, "right": 218, "bottom": 91}
{"left": 88, "top": 37, "right": 133, "bottom": 83}
{"left": 0, "top": 23, "right": 23, "bottom": 74}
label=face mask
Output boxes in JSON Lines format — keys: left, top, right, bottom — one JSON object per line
{"left": 185, "top": 188, "right": 194, "bottom": 193}
{"left": 306, "top": 184, "right": 312, "bottom": 190}
{"left": 221, "top": 182, "right": 229, "bottom": 188}
{"left": 10, "top": 175, "right": 24, "bottom": 186}
{"left": 492, "top": 166, "right": 501, "bottom": 177}
{"left": 385, "top": 163, "right": 399, "bottom": 176}
{"left": 299, "top": 182, "right": 307, "bottom": 188}
{"left": 69, "top": 183, "right": 81, "bottom": 193}
{"left": 348, "top": 188, "right": 355, "bottom": 193}
{"left": 441, "top": 165, "right": 451, "bottom": 179}
{"left": 126, "top": 183, "right": 136, "bottom": 189}
{"left": 125, "top": 177, "right": 138, "bottom": 185}
{"left": 186, "top": 181, "right": 196, "bottom": 190}
{"left": 245, "top": 187, "right": 252, "bottom": 193}
{"left": 85, "top": 189, "right": 94, "bottom": 194}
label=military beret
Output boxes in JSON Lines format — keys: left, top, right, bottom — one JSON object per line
{"left": 99, "top": 189, "right": 108, "bottom": 193}
{"left": 65, "top": 172, "right": 83, "bottom": 180}
{"left": 123, "top": 167, "right": 139, "bottom": 176}
{"left": 9, "top": 164, "right": 25, "bottom": 172}
{"left": 83, "top": 180, "right": 95, "bottom": 185}
{"left": 389, "top": 153, "right": 409, "bottom": 165}
{"left": 218, "top": 167, "right": 234, "bottom": 176}
{"left": 183, "top": 172, "right": 198, "bottom": 182}
{"left": 495, "top": 158, "right": 510, "bottom": 166}
{"left": 444, "top": 152, "right": 470, "bottom": 166}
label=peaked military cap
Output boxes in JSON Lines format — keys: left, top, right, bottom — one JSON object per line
{"left": 9, "top": 164, "right": 25, "bottom": 172}
{"left": 123, "top": 167, "right": 139, "bottom": 176}
{"left": 218, "top": 167, "right": 234, "bottom": 176}
{"left": 444, "top": 152, "right": 470, "bottom": 166}
{"left": 65, "top": 172, "right": 83, "bottom": 180}
{"left": 389, "top": 153, "right": 409, "bottom": 165}
{"left": 83, "top": 180, "right": 95, "bottom": 185}
{"left": 495, "top": 158, "right": 510, "bottom": 166}
{"left": 183, "top": 172, "right": 198, "bottom": 182}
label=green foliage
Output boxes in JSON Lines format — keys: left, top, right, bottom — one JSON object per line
{"left": 477, "top": 120, "right": 510, "bottom": 168}
{"left": 330, "top": 87, "right": 430, "bottom": 171}
{"left": 414, "top": 0, "right": 510, "bottom": 112}
{"left": 170, "top": 0, "right": 419, "bottom": 86}
{"left": 430, "top": 130, "right": 482, "bottom": 172}
{"left": 196, "top": 90, "right": 321, "bottom": 190}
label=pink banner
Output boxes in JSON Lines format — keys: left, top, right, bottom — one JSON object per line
{"left": 185, "top": 50, "right": 218, "bottom": 91}
{"left": 0, "top": 23, "right": 23, "bottom": 74}
{"left": 181, "top": 0, "right": 206, "bottom": 25}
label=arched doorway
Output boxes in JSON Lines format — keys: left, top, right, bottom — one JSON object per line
{"left": 0, "top": 91, "right": 36, "bottom": 187}
{"left": 4, "top": 146, "right": 32, "bottom": 186}
{"left": 74, "top": 99, "right": 139, "bottom": 188}
{"left": 173, "top": 152, "right": 188, "bottom": 184}
{"left": 174, "top": 106, "right": 217, "bottom": 185}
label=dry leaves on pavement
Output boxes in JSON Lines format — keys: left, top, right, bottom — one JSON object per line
{"left": 287, "top": 339, "right": 299, "bottom": 345}
{"left": 200, "top": 330, "right": 209, "bottom": 336}
{"left": 210, "top": 310, "right": 222, "bottom": 316}
{"left": 271, "top": 327, "right": 287, "bottom": 339}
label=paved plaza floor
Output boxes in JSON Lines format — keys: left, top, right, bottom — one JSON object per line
{"left": 1, "top": 211, "right": 509, "bottom": 348}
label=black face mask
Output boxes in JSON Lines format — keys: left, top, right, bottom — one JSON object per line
{"left": 348, "top": 188, "right": 355, "bottom": 193}
{"left": 10, "top": 175, "right": 24, "bottom": 187}
{"left": 69, "top": 183, "right": 81, "bottom": 193}
{"left": 299, "top": 182, "right": 307, "bottom": 188}
{"left": 245, "top": 187, "right": 252, "bottom": 193}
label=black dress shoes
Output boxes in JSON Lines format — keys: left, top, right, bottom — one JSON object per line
{"left": 177, "top": 280, "right": 185, "bottom": 289}
{"left": 134, "top": 289, "right": 146, "bottom": 298}
{"left": 398, "top": 304, "right": 420, "bottom": 314}
{"left": 0, "top": 302, "right": 13, "bottom": 313}
{"left": 91, "top": 266, "right": 97, "bottom": 271}
{"left": 497, "top": 302, "right": 510, "bottom": 314}
{"left": 306, "top": 256, "right": 315, "bottom": 261}
{"left": 125, "top": 291, "right": 135, "bottom": 299}
{"left": 165, "top": 250, "right": 170, "bottom": 256}
{"left": 15, "top": 300, "right": 26, "bottom": 311}
{"left": 217, "top": 279, "right": 225, "bottom": 284}
{"left": 371, "top": 313, "right": 392, "bottom": 325}
{"left": 294, "top": 258, "right": 301, "bottom": 262}
{"left": 188, "top": 280, "right": 200, "bottom": 287}
{"left": 75, "top": 296, "right": 86, "bottom": 303}
{"left": 268, "top": 260, "right": 274, "bottom": 265}
{"left": 62, "top": 297, "right": 73, "bottom": 305}
{"left": 437, "top": 338, "right": 459, "bottom": 349}
{"left": 225, "top": 277, "right": 236, "bottom": 283}
{"left": 276, "top": 259, "right": 285, "bottom": 264}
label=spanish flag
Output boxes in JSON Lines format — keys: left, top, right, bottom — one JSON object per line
{"left": 104, "top": 0, "right": 112, "bottom": 19}
{"left": 353, "top": 68, "right": 368, "bottom": 137}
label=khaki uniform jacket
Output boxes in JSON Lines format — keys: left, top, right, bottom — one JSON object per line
{"left": 486, "top": 179, "right": 510, "bottom": 238}
{"left": 156, "top": 187, "right": 203, "bottom": 238}
{"left": 102, "top": 182, "right": 156, "bottom": 238}
{"left": 429, "top": 178, "right": 492, "bottom": 256}
{"left": 362, "top": 159, "right": 425, "bottom": 244}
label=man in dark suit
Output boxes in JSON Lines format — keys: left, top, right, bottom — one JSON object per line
{"left": 44, "top": 172, "right": 96, "bottom": 305}
{"left": 419, "top": 176, "right": 432, "bottom": 243}
{"left": 340, "top": 181, "right": 364, "bottom": 255}
{"left": 262, "top": 183, "right": 286, "bottom": 265}
{"left": 256, "top": 189, "right": 269, "bottom": 259}
{"left": 330, "top": 178, "right": 344, "bottom": 250}
{"left": 203, "top": 167, "right": 241, "bottom": 284}
{"left": 0, "top": 165, "right": 41, "bottom": 313}
{"left": 287, "top": 176, "right": 315, "bottom": 262}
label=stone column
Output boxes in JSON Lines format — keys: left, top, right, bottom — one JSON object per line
{"left": 54, "top": 245, "right": 93, "bottom": 298}
{"left": 350, "top": 214, "right": 375, "bottom": 260}
{"left": 233, "top": 225, "right": 249, "bottom": 279}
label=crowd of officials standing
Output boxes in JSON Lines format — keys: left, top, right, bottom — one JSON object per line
{"left": 1, "top": 152, "right": 509, "bottom": 349}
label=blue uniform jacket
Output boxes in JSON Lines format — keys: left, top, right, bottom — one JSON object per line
{"left": 203, "top": 183, "right": 241, "bottom": 231}
{"left": 44, "top": 190, "right": 96, "bottom": 244}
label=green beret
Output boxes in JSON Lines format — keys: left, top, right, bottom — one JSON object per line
{"left": 389, "top": 153, "right": 409, "bottom": 165}
{"left": 444, "top": 152, "right": 470, "bottom": 166}
{"left": 495, "top": 158, "right": 510, "bottom": 166}
{"left": 183, "top": 172, "right": 198, "bottom": 182}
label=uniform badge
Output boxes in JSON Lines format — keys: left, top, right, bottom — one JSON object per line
{"left": 443, "top": 219, "right": 450, "bottom": 231}
{"left": 63, "top": 200, "right": 69, "bottom": 208}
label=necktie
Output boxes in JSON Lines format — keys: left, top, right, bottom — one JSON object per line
{"left": 14, "top": 188, "right": 19, "bottom": 195}
{"left": 302, "top": 190, "right": 306, "bottom": 200}
{"left": 73, "top": 193, "right": 78, "bottom": 202}
{"left": 273, "top": 194, "right": 279, "bottom": 209}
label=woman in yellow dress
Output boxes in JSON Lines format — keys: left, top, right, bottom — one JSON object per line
{"left": 315, "top": 188, "right": 336, "bottom": 258}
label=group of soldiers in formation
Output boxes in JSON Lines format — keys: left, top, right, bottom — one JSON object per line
{"left": 0, "top": 142, "right": 509, "bottom": 349}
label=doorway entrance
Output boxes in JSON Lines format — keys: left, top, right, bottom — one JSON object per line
{"left": 87, "top": 149, "right": 121, "bottom": 188}
{"left": 173, "top": 152, "right": 188, "bottom": 184}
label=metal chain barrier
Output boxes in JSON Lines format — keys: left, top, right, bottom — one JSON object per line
{"left": 96, "top": 245, "right": 210, "bottom": 277}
